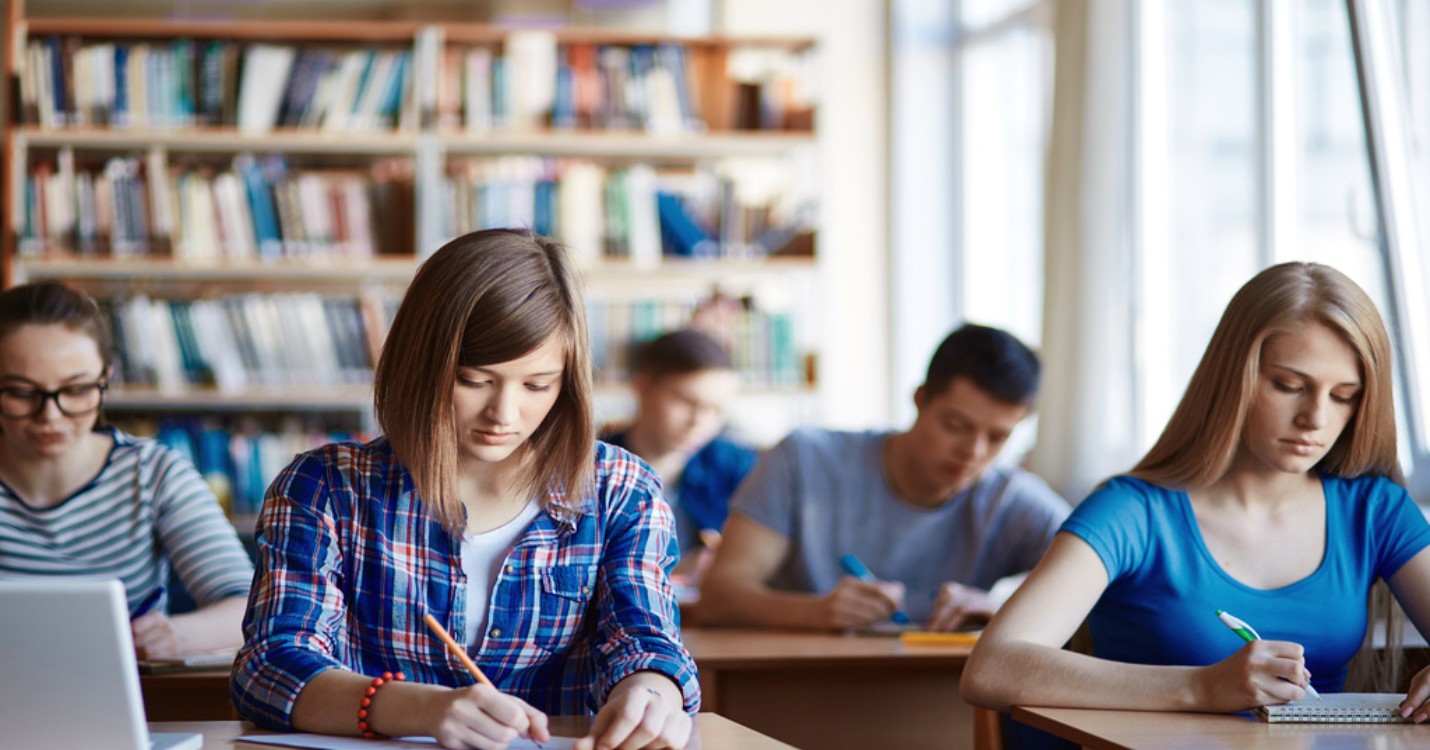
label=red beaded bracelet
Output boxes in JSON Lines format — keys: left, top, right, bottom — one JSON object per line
{"left": 357, "top": 671, "right": 406, "bottom": 739}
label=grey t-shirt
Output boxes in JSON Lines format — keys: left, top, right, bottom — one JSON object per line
{"left": 730, "top": 427, "right": 1070, "bottom": 622}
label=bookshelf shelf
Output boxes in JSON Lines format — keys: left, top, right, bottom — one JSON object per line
{"left": 439, "top": 131, "right": 815, "bottom": 160}
{"left": 17, "top": 128, "right": 812, "bottom": 159}
{"left": 23, "top": 18, "right": 818, "bottom": 52}
{"left": 18, "top": 256, "right": 420, "bottom": 284}
{"left": 106, "top": 384, "right": 373, "bottom": 411}
{"left": 18, "top": 127, "right": 420, "bottom": 154}
{"left": 15, "top": 255, "right": 813, "bottom": 285}
{"left": 440, "top": 25, "right": 817, "bottom": 51}
{"left": 23, "top": 18, "right": 424, "bottom": 42}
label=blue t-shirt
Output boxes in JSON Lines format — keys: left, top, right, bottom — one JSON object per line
{"left": 602, "top": 431, "right": 756, "bottom": 554}
{"left": 1062, "top": 473, "right": 1430, "bottom": 693}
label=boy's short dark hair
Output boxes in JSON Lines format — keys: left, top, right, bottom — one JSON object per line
{"left": 924, "top": 324, "right": 1040, "bottom": 406}
{"left": 631, "top": 329, "right": 734, "bottom": 381}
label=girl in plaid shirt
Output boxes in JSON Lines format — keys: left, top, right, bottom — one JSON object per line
{"left": 233, "top": 229, "right": 700, "bottom": 749}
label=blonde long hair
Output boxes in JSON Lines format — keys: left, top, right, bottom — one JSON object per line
{"left": 1132, "top": 261, "right": 1405, "bottom": 690}
{"left": 1132, "top": 261, "right": 1400, "bottom": 488}
{"left": 373, "top": 229, "right": 595, "bottom": 534}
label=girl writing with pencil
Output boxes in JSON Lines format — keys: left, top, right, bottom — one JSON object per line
{"left": 0, "top": 281, "right": 253, "bottom": 659}
{"left": 961, "top": 262, "right": 1430, "bottom": 735}
{"left": 232, "top": 229, "right": 699, "bottom": 749}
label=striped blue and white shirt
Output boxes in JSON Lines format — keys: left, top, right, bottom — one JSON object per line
{"left": 232, "top": 437, "right": 700, "bottom": 730}
{"left": 0, "top": 428, "right": 254, "bottom": 614}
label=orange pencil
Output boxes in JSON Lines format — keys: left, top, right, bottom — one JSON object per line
{"left": 423, "top": 613, "right": 495, "bottom": 688}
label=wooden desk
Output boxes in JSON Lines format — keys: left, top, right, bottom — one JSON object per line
{"left": 1012, "top": 705, "right": 1430, "bottom": 749}
{"left": 142, "top": 631, "right": 977, "bottom": 748}
{"left": 151, "top": 714, "right": 795, "bottom": 749}
{"left": 683, "top": 627, "right": 975, "bottom": 750}
{"left": 142, "top": 670, "right": 234, "bottom": 721}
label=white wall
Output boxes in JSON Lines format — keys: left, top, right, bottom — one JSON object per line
{"left": 721, "top": 0, "right": 892, "bottom": 430}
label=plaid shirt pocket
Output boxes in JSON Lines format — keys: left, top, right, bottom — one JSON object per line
{"left": 533, "top": 564, "right": 596, "bottom": 652}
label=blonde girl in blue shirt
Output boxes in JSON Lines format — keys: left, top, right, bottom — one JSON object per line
{"left": 962, "top": 262, "right": 1430, "bottom": 723}
{"left": 233, "top": 229, "right": 699, "bottom": 749}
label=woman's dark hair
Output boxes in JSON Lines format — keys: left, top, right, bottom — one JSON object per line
{"left": 0, "top": 281, "right": 114, "bottom": 429}
{"left": 630, "top": 328, "right": 734, "bottom": 381}
{"left": 0, "top": 281, "right": 115, "bottom": 367}
{"left": 924, "top": 323, "right": 1040, "bottom": 406}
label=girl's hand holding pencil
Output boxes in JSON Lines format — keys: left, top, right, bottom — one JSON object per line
{"left": 423, "top": 613, "right": 552, "bottom": 748}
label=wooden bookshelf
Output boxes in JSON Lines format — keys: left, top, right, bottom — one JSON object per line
{"left": 3, "top": 0, "right": 823, "bottom": 498}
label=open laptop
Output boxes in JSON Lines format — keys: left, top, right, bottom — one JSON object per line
{"left": 0, "top": 578, "right": 204, "bottom": 749}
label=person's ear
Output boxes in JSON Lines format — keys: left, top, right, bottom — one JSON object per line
{"left": 631, "top": 372, "right": 653, "bottom": 396}
{"left": 913, "top": 385, "right": 926, "bottom": 410}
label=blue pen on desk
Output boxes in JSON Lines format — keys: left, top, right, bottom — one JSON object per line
{"left": 131, "top": 586, "right": 165, "bottom": 620}
{"left": 839, "top": 554, "right": 910, "bottom": 625}
{"left": 1216, "top": 609, "right": 1321, "bottom": 698}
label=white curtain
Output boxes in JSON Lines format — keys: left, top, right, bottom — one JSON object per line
{"left": 1026, "top": 0, "right": 1144, "bottom": 504}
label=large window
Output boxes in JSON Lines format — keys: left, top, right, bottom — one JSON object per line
{"left": 890, "top": 0, "right": 1429, "bottom": 493}
{"left": 889, "top": 0, "right": 1051, "bottom": 427}
{"left": 960, "top": 14, "right": 1049, "bottom": 348}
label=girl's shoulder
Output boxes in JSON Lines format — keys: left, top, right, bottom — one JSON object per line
{"left": 592, "top": 440, "right": 662, "bottom": 492}
{"left": 1069, "top": 475, "right": 1185, "bottom": 528}
{"left": 586, "top": 440, "right": 664, "bottom": 515}
{"left": 1087, "top": 474, "right": 1179, "bottom": 503}
{"left": 105, "top": 427, "right": 181, "bottom": 473}
{"left": 1319, "top": 471, "right": 1410, "bottom": 510}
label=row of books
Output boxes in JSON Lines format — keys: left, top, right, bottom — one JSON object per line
{"left": 99, "top": 293, "right": 392, "bottom": 391}
{"left": 441, "top": 156, "right": 817, "bottom": 263}
{"left": 589, "top": 299, "right": 803, "bottom": 387}
{"left": 20, "top": 149, "right": 812, "bottom": 262}
{"left": 434, "top": 36, "right": 701, "bottom": 134}
{"left": 96, "top": 291, "right": 802, "bottom": 392}
{"left": 19, "top": 36, "right": 418, "bottom": 133}
{"left": 142, "top": 416, "right": 366, "bottom": 517}
{"left": 19, "top": 150, "right": 415, "bottom": 260}
{"left": 18, "top": 32, "right": 813, "bottom": 134}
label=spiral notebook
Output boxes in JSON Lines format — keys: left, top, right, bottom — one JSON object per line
{"left": 1257, "top": 693, "right": 1408, "bottom": 723}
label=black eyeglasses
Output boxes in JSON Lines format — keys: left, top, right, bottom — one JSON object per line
{"left": 0, "top": 381, "right": 109, "bottom": 418}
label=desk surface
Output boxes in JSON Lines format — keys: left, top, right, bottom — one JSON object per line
{"left": 680, "top": 627, "right": 973, "bottom": 668}
{"left": 682, "top": 628, "right": 975, "bottom": 750}
{"left": 152, "top": 714, "right": 795, "bottom": 749}
{"left": 1013, "top": 705, "right": 1430, "bottom": 750}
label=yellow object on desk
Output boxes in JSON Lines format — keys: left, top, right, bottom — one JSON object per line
{"left": 899, "top": 630, "right": 980, "bottom": 646}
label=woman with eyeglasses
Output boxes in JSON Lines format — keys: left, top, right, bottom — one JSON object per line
{"left": 0, "top": 281, "right": 253, "bottom": 659}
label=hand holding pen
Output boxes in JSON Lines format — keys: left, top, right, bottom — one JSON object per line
{"left": 130, "top": 586, "right": 183, "bottom": 660}
{"left": 1216, "top": 609, "right": 1320, "bottom": 700}
{"left": 832, "top": 554, "right": 910, "bottom": 628}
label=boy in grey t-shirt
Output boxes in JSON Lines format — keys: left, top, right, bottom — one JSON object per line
{"left": 700, "top": 324, "right": 1070, "bottom": 631}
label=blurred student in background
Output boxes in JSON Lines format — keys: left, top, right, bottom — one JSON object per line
{"left": 0, "top": 281, "right": 252, "bottom": 658}
{"left": 700, "top": 323, "right": 1069, "bottom": 632}
{"left": 602, "top": 328, "right": 758, "bottom": 584}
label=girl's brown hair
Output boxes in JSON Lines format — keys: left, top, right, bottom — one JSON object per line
{"left": 373, "top": 229, "right": 594, "bottom": 533}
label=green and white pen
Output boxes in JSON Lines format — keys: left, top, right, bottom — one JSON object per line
{"left": 1216, "top": 609, "right": 1321, "bottom": 698}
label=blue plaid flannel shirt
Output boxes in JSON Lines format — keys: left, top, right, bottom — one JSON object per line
{"left": 231, "top": 438, "right": 700, "bottom": 729}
